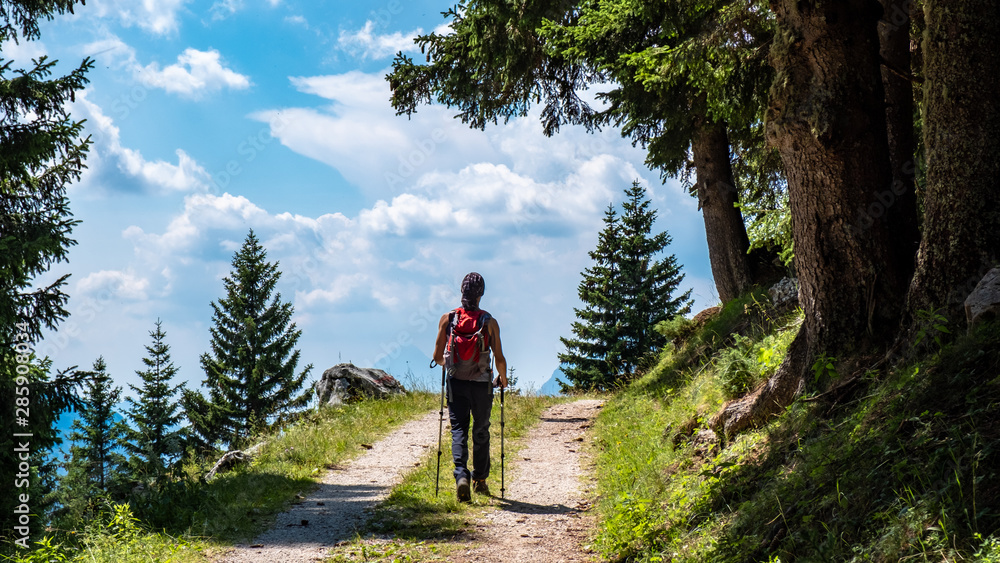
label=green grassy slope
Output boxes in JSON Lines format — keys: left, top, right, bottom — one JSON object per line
{"left": 591, "top": 293, "right": 1000, "bottom": 562}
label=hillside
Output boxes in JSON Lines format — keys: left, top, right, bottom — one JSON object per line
{"left": 586, "top": 290, "right": 1000, "bottom": 562}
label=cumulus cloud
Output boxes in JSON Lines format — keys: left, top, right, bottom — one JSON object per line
{"left": 73, "top": 91, "right": 212, "bottom": 195}
{"left": 76, "top": 270, "right": 151, "bottom": 301}
{"left": 208, "top": 0, "right": 243, "bottom": 20}
{"left": 338, "top": 21, "right": 421, "bottom": 59}
{"left": 138, "top": 48, "right": 251, "bottom": 98}
{"left": 0, "top": 39, "right": 47, "bottom": 66}
{"left": 90, "top": 0, "right": 190, "bottom": 35}
{"left": 208, "top": 0, "right": 279, "bottom": 20}
{"left": 81, "top": 37, "right": 249, "bottom": 99}
{"left": 251, "top": 71, "right": 497, "bottom": 195}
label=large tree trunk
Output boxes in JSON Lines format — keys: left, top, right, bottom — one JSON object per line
{"left": 712, "top": 0, "right": 903, "bottom": 438}
{"left": 878, "top": 0, "right": 920, "bottom": 284}
{"left": 904, "top": 0, "right": 1000, "bottom": 326}
{"left": 691, "top": 120, "right": 754, "bottom": 304}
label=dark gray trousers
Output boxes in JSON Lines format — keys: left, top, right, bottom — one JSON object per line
{"left": 447, "top": 378, "right": 493, "bottom": 482}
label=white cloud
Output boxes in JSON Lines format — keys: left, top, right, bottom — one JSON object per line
{"left": 209, "top": 0, "right": 243, "bottom": 20}
{"left": 76, "top": 270, "right": 151, "bottom": 301}
{"left": 125, "top": 192, "right": 271, "bottom": 258}
{"left": 1, "top": 39, "right": 47, "bottom": 66}
{"left": 209, "top": 0, "right": 279, "bottom": 20}
{"left": 338, "top": 21, "right": 421, "bottom": 60}
{"left": 81, "top": 36, "right": 250, "bottom": 99}
{"left": 82, "top": 35, "right": 136, "bottom": 69}
{"left": 432, "top": 22, "right": 453, "bottom": 36}
{"left": 138, "top": 48, "right": 251, "bottom": 98}
{"left": 251, "top": 71, "right": 496, "bottom": 195}
{"left": 300, "top": 273, "right": 369, "bottom": 306}
{"left": 73, "top": 91, "right": 212, "bottom": 195}
{"left": 90, "top": 0, "right": 190, "bottom": 35}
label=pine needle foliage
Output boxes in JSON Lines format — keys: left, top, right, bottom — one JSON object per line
{"left": 0, "top": 0, "right": 93, "bottom": 540}
{"left": 560, "top": 182, "right": 692, "bottom": 390}
{"left": 123, "top": 320, "right": 186, "bottom": 481}
{"left": 183, "top": 230, "right": 313, "bottom": 449}
{"left": 54, "top": 357, "right": 130, "bottom": 525}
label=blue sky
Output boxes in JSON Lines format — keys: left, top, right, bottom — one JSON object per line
{"left": 17, "top": 0, "right": 715, "bottom": 395}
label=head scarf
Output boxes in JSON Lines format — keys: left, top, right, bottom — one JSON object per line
{"left": 461, "top": 272, "right": 485, "bottom": 310}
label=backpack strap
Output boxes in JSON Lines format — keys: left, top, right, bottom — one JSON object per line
{"left": 475, "top": 311, "right": 492, "bottom": 351}
{"left": 446, "top": 309, "right": 458, "bottom": 350}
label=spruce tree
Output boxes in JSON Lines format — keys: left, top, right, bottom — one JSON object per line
{"left": 55, "top": 357, "right": 129, "bottom": 522}
{"left": 183, "top": 230, "right": 313, "bottom": 449}
{"left": 123, "top": 320, "right": 186, "bottom": 481}
{"left": 559, "top": 205, "right": 625, "bottom": 390}
{"left": 618, "top": 181, "right": 692, "bottom": 374}
{"left": 0, "top": 0, "right": 92, "bottom": 539}
{"left": 559, "top": 183, "right": 692, "bottom": 390}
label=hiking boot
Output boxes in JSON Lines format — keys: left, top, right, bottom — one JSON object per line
{"left": 473, "top": 479, "right": 490, "bottom": 495}
{"left": 456, "top": 477, "right": 471, "bottom": 502}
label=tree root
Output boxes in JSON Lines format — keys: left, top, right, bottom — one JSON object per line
{"left": 710, "top": 328, "right": 809, "bottom": 442}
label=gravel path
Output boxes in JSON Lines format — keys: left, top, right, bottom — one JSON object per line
{"left": 216, "top": 410, "right": 441, "bottom": 563}
{"left": 448, "top": 399, "right": 604, "bottom": 563}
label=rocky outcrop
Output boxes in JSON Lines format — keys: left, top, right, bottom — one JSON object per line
{"left": 315, "top": 363, "right": 406, "bottom": 407}
{"left": 965, "top": 267, "right": 1000, "bottom": 329}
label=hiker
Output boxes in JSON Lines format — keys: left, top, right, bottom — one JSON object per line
{"left": 432, "top": 272, "right": 507, "bottom": 502}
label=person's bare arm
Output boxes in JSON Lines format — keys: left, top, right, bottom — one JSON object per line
{"left": 489, "top": 318, "right": 508, "bottom": 388}
{"left": 432, "top": 313, "right": 449, "bottom": 366}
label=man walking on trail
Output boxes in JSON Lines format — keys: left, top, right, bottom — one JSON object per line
{"left": 433, "top": 272, "right": 507, "bottom": 502}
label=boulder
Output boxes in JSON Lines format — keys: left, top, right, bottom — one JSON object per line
{"left": 692, "top": 306, "right": 722, "bottom": 325}
{"left": 965, "top": 267, "right": 1000, "bottom": 329}
{"left": 315, "top": 363, "right": 406, "bottom": 407}
{"left": 768, "top": 277, "right": 799, "bottom": 308}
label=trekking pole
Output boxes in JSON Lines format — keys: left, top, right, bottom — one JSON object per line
{"left": 435, "top": 363, "right": 445, "bottom": 497}
{"left": 500, "top": 384, "right": 506, "bottom": 500}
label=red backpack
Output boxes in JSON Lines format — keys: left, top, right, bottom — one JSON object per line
{"left": 444, "top": 308, "right": 493, "bottom": 381}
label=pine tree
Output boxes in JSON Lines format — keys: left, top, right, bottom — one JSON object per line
{"left": 55, "top": 357, "right": 129, "bottom": 523}
{"left": 123, "top": 320, "right": 186, "bottom": 481}
{"left": 618, "top": 181, "right": 692, "bottom": 374}
{"left": 0, "top": 0, "right": 92, "bottom": 539}
{"left": 560, "top": 183, "right": 692, "bottom": 390}
{"left": 183, "top": 230, "right": 313, "bottom": 449}
{"left": 559, "top": 205, "right": 626, "bottom": 390}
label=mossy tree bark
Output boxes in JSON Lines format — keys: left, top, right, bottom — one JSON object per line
{"left": 904, "top": 0, "right": 1000, "bottom": 326}
{"left": 712, "top": 0, "right": 906, "bottom": 438}
{"left": 691, "top": 121, "right": 753, "bottom": 304}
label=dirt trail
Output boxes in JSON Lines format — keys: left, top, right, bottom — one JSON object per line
{"left": 216, "top": 410, "right": 441, "bottom": 563}
{"left": 448, "top": 399, "right": 603, "bottom": 563}
{"left": 216, "top": 399, "right": 603, "bottom": 563}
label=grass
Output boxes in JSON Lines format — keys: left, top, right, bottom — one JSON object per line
{"left": 2, "top": 502, "right": 211, "bottom": 563}
{"left": 175, "top": 391, "right": 439, "bottom": 543}
{"left": 3, "top": 392, "right": 439, "bottom": 562}
{"left": 324, "top": 390, "right": 574, "bottom": 562}
{"left": 590, "top": 289, "right": 1000, "bottom": 563}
